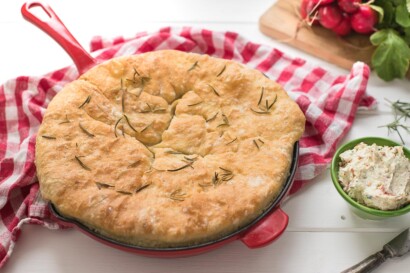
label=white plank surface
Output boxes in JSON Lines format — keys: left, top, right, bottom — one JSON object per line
{"left": 0, "top": 0, "right": 409, "bottom": 272}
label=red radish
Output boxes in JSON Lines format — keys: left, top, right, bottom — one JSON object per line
{"left": 318, "top": 5, "right": 343, "bottom": 29}
{"left": 311, "top": 0, "right": 334, "bottom": 4}
{"left": 338, "top": 0, "right": 362, "bottom": 14}
{"left": 300, "top": 0, "right": 335, "bottom": 25}
{"left": 300, "top": 0, "right": 320, "bottom": 25}
{"left": 351, "top": 5, "right": 378, "bottom": 34}
{"left": 332, "top": 13, "right": 351, "bottom": 36}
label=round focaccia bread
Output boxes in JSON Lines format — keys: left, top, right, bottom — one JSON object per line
{"left": 35, "top": 50, "right": 305, "bottom": 247}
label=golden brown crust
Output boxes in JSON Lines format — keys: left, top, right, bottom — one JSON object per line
{"left": 35, "top": 50, "right": 305, "bottom": 247}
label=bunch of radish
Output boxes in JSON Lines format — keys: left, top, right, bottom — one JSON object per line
{"left": 300, "top": 0, "right": 378, "bottom": 36}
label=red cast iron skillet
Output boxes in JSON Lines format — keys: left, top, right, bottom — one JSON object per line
{"left": 22, "top": 1, "right": 300, "bottom": 256}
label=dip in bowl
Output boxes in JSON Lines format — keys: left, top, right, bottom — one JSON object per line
{"left": 331, "top": 137, "right": 410, "bottom": 219}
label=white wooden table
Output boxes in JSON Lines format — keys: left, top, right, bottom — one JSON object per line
{"left": 1, "top": 1, "right": 409, "bottom": 272}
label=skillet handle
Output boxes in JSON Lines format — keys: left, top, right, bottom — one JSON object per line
{"left": 240, "top": 208, "right": 288, "bottom": 248}
{"left": 21, "top": 2, "right": 98, "bottom": 74}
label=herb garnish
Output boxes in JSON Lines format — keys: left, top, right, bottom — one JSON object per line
{"left": 206, "top": 111, "right": 218, "bottom": 122}
{"left": 217, "top": 112, "right": 230, "bottom": 127}
{"left": 79, "top": 95, "right": 91, "bottom": 109}
{"left": 59, "top": 114, "right": 70, "bottom": 124}
{"left": 79, "top": 122, "right": 95, "bottom": 137}
{"left": 114, "top": 117, "right": 123, "bottom": 138}
{"left": 170, "top": 189, "right": 187, "bottom": 201}
{"left": 136, "top": 183, "right": 151, "bottom": 193}
{"left": 253, "top": 138, "right": 265, "bottom": 150}
{"left": 226, "top": 137, "right": 238, "bottom": 145}
{"left": 258, "top": 87, "right": 264, "bottom": 106}
{"left": 41, "top": 135, "right": 56, "bottom": 140}
{"left": 167, "top": 161, "right": 194, "bottom": 172}
{"left": 123, "top": 114, "right": 138, "bottom": 133}
{"left": 141, "top": 102, "right": 166, "bottom": 113}
{"left": 126, "top": 67, "right": 150, "bottom": 90}
{"left": 217, "top": 65, "right": 226, "bottom": 77}
{"left": 187, "top": 61, "right": 199, "bottom": 72}
{"left": 95, "top": 182, "right": 114, "bottom": 190}
{"left": 75, "top": 156, "right": 91, "bottom": 171}
{"left": 116, "top": 190, "right": 132, "bottom": 195}
{"left": 212, "top": 167, "right": 234, "bottom": 186}
{"left": 140, "top": 122, "right": 153, "bottom": 133}
{"left": 379, "top": 99, "right": 410, "bottom": 144}
{"left": 126, "top": 67, "right": 140, "bottom": 85}
{"left": 251, "top": 88, "right": 277, "bottom": 114}
{"left": 207, "top": 84, "right": 220, "bottom": 97}
{"left": 253, "top": 139, "right": 260, "bottom": 150}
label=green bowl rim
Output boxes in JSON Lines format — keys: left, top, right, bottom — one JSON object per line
{"left": 331, "top": 136, "right": 410, "bottom": 217}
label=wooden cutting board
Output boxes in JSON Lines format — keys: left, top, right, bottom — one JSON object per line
{"left": 259, "top": 0, "right": 375, "bottom": 71}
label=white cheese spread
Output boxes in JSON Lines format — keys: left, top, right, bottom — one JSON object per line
{"left": 338, "top": 143, "right": 410, "bottom": 210}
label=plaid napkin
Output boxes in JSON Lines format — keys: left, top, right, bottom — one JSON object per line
{"left": 0, "top": 27, "right": 376, "bottom": 267}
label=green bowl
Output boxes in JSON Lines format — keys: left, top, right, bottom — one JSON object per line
{"left": 331, "top": 137, "right": 410, "bottom": 220}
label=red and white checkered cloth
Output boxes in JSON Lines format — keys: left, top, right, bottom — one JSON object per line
{"left": 0, "top": 27, "right": 376, "bottom": 267}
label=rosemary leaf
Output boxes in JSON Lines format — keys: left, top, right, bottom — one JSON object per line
{"left": 95, "top": 182, "right": 114, "bottom": 190}
{"left": 116, "top": 190, "right": 132, "bottom": 195}
{"left": 217, "top": 65, "right": 226, "bottom": 77}
{"left": 123, "top": 114, "right": 138, "bottom": 133}
{"left": 167, "top": 161, "right": 194, "bottom": 172}
{"left": 187, "top": 61, "right": 199, "bottom": 72}
{"left": 379, "top": 99, "right": 410, "bottom": 144}
{"left": 219, "top": 167, "right": 232, "bottom": 174}
{"left": 59, "top": 114, "right": 70, "bottom": 124}
{"left": 75, "top": 156, "right": 91, "bottom": 171}
{"left": 140, "top": 122, "right": 153, "bottom": 133}
{"left": 208, "top": 84, "right": 220, "bottom": 97}
{"left": 121, "top": 89, "right": 125, "bottom": 113}
{"left": 170, "top": 189, "right": 186, "bottom": 201}
{"left": 206, "top": 111, "right": 218, "bottom": 122}
{"left": 140, "top": 76, "right": 151, "bottom": 87}
{"left": 184, "top": 155, "right": 198, "bottom": 162}
{"left": 268, "top": 95, "right": 278, "bottom": 110}
{"left": 253, "top": 139, "right": 260, "bottom": 150}
{"left": 258, "top": 87, "right": 264, "bottom": 106}
{"left": 221, "top": 174, "right": 234, "bottom": 181}
{"left": 41, "top": 135, "right": 56, "bottom": 140}
{"left": 250, "top": 107, "right": 270, "bottom": 114}
{"left": 79, "top": 122, "right": 95, "bottom": 137}
{"left": 114, "top": 117, "right": 123, "bottom": 138}
{"left": 212, "top": 172, "right": 220, "bottom": 186}
{"left": 225, "top": 137, "right": 237, "bottom": 145}
{"left": 222, "top": 113, "right": 230, "bottom": 125}
{"left": 136, "top": 183, "right": 151, "bottom": 193}
{"left": 78, "top": 95, "right": 91, "bottom": 109}
{"left": 216, "top": 123, "right": 229, "bottom": 128}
